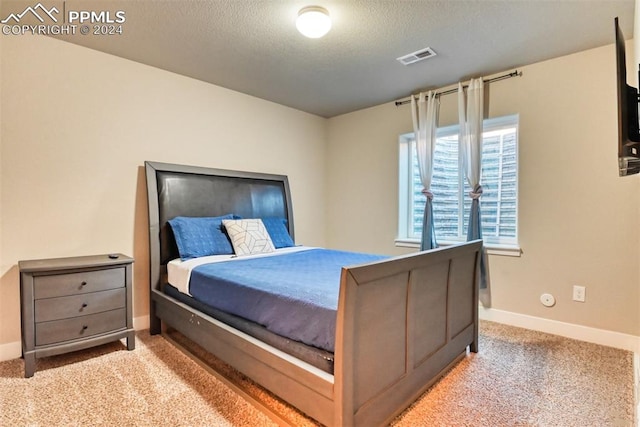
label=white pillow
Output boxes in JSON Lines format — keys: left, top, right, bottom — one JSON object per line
{"left": 222, "top": 219, "right": 275, "bottom": 256}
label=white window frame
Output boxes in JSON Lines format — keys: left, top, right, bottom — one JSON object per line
{"left": 397, "top": 114, "right": 521, "bottom": 256}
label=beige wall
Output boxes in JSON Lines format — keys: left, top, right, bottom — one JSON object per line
{"left": 2, "top": 28, "right": 639, "bottom": 357}
{"left": 0, "top": 26, "right": 3, "bottom": 336}
{"left": 0, "top": 35, "right": 327, "bottom": 349}
{"left": 326, "top": 43, "right": 640, "bottom": 336}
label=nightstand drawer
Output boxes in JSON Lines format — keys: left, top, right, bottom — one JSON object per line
{"left": 34, "top": 288, "right": 126, "bottom": 323}
{"left": 34, "top": 268, "right": 125, "bottom": 299}
{"left": 35, "top": 308, "right": 126, "bottom": 346}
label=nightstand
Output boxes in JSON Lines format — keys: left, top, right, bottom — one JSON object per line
{"left": 19, "top": 254, "right": 135, "bottom": 378}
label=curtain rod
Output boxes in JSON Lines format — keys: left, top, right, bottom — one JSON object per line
{"left": 394, "top": 70, "right": 522, "bottom": 107}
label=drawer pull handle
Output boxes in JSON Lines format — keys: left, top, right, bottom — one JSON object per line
{"left": 81, "top": 303, "right": 88, "bottom": 308}
{"left": 80, "top": 281, "right": 87, "bottom": 287}
{"left": 81, "top": 325, "right": 88, "bottom": 331}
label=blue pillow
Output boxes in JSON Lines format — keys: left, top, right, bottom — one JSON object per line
{"left": 261, "top": 217, "right": 295, "bottom": 249}
{"left": 168, "top": 214, "right": 238, "bottom": 260}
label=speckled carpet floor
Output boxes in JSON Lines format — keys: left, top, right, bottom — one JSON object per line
{"left": 0, "top": 321, "right": 634, "bottom": 426}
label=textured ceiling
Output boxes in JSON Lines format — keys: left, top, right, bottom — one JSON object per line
{"left": 2, "top": 0, "right": 635, "bottom": 117}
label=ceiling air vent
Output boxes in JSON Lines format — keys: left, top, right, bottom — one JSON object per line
{"left": 396, "top": 47, "right": 437, "bottom": 66}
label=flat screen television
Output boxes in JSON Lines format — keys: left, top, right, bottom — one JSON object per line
{"left": 615, "top": 17, "right": 640, "bottom": 176}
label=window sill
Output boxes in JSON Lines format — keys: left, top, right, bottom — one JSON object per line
{"left": 394, "top": 238, "right": 522, "bottom": 257}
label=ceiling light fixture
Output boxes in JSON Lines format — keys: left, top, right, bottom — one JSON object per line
{"left": 296, "top": 6, "right": 331, "bottom": 39}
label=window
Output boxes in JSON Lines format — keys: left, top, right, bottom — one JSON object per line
{"left": 398, "top": 114, "right": 518, "bottom": 248}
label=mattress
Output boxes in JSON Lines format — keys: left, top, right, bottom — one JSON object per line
{"left": 167, "top": 247, "right": 388, "bottom": 353}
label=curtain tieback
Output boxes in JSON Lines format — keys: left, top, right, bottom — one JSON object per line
{"left": 469, "top": 185, "right": 483, "bottom": 200}
{"left": 421, "top": 188, "right": 434, "bottom": 200}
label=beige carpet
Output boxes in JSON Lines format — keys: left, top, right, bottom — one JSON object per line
{"left": 0, "top": 321, "right": 634, "bottom": 426}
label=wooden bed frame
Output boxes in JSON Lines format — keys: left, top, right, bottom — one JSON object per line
{"left": 145, "top": 161, "right": 481, "bottom": 426}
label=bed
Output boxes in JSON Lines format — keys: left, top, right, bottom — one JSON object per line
{"left": 144, "top": 161, "right": 482, "bottom": 426}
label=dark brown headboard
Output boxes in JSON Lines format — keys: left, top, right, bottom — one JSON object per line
{"left": 144, "top": 161, "right": 294, "bottom": 291}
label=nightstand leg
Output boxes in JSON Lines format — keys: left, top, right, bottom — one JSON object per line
{"left": 24, "top": 352, "right": 35, "bottom": 378}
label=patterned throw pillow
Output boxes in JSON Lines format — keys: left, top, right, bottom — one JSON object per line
{"left": 222, "top": 219, "right": 276, "bottom": 256}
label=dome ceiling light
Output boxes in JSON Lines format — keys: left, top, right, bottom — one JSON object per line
{"left": 296, "top": 6, "right": 331, "bottom": 39}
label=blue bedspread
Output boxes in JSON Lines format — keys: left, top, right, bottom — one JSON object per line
{"left": 189, "top": 248, "right": 387, "bottom": 352}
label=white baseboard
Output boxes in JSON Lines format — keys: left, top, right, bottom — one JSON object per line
{"left": 479, "top": 307, "right": 640, "bottom": 353}
{"left": 0, "top": 315, "right": 151, "bottom": 362}
{"left": 0, "top": 340, "right": 21, "bottom": 363}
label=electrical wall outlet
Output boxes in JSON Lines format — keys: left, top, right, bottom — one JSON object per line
{"left": 572, "top": 285, "right": 586, "bottom": 302}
